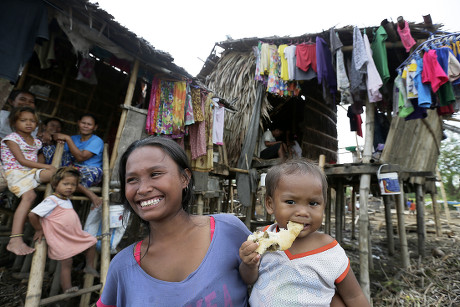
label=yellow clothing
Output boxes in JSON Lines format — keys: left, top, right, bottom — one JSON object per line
{"left": 278, "top": 44, "right": 289, "bottom": 81}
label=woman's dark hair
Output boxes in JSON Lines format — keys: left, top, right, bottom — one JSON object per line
{"left": 8, "top": 106, "right": 39, "bottom": 130}
{"left": 51, "top": 166, "right": 80, "bottom": 189}
{"left": 44, "top": 117, "right": 63, "bottom": 127}
{"left": 7, "top": 90, "right": 36, "bottom": 103}
{"left": 79, "top": 113, "right": 98, "bottom": 126}
{"left": 118, "top": 136, "right": 195, "bottom": 216}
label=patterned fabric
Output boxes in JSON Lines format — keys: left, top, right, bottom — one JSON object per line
{"left": 184, "top": 83, "right": 195, "bottom": 126}
{"left": 146, "top": 77, "right": 161, "bottom": 135}
{"left": 191, "top": 87, "right": 204, "bottom": 122}
{"left": 155, "top": 80, "right": 175, "bottom": 135}
{"left": 171, "top": 81, "right": 186, "bottom": 136}
{"left": 190, "top": 93, "right": 214, "bottom": 172}
{"left": 266, "top": 44, "right": 280, "bottom": 94}
{"left": 42, "top": 144, "right": 56, "bottom": 164}
{"left": 189, "top": 90, "right": 207, "bottom": 159}
{"left": 253, "top": 43, "right": 265, "bottom": 82}
{"left": 74, "top": 165, "right": 102, "bottom": 188}
{"left": 1, "top": 132, "right": 42, "bottom": 170}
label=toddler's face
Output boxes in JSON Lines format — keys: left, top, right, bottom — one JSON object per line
{"left": 55, "top": 175, "right": 78, "bottom": 197}
{"left": 265, "top": 173, "right": 324, "bottom": 239}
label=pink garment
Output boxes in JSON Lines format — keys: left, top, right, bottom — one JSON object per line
{"left": 422, "top": 50, "right": 449, "bottom": 93}
{"left": 397, "top": 21, "right": 416, "bottom": 52}
{"left": 41, "top": 197, "right": 96, "bottom": 260}
{"left": 295, "top": 44, "right": 317, "bottom": 72}
{"left": 189, "top": 91, "right": 207, "bottom": 159}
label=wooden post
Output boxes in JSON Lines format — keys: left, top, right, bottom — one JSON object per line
{"left": 80, "top": 255, "right": 98, "bottom": 307}
{"left": 415, "top": 183, "right": 426, "bottom": 257}
{"left": 436, "top": 167, "right": 451, "bottom": 227}
{"left": 25, "top": 143, "right": 64, "bottom": 307}
{"left": 109, "top": 59, "right": 140, "bottom": 171}
{"left": 394, "top": 182, "right": 410, "bottom": 268}
{"left": 430, "top": 192, "right": 442, "bottom": 237}
{"left": 325, "top": 187, "right": 332, "bottom": 235}
{"left": 383, "top": 196, "right": 395, "bottom": 255}
{"left": 358, "top": 100, "right": 375, "bottom": 302}
{"left": 351, "top": 186, "right": 356, "bottom": 240}
{"left": 335, "top": 181, "right": 343, "bottom": 243}
{"left": 100, "top": 145, "right": 110, "bottom": 290}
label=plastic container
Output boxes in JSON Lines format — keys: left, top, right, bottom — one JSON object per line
{"left": 377, "top": 164, "right": 401, "bottom": 195}
{"left": 109, "top": 205, "right": 125, "bottom": 228}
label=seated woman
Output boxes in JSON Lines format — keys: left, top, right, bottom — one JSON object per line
{"left": 259, "top": 126, "right": 290, "bottom": 159}
{"left": 53, "top": 114, "right": 102, "bottom": 206}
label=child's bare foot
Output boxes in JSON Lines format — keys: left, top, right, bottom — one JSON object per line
{"left": 83, "top": 266, "right": 100, "bottom": 278}
{"left": 7, "top": 238, "right": 35, "bottom": 255}
{"left": 64, "top": 286, "right": 79, "bottom": 294}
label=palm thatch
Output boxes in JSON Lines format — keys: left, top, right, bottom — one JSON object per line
{"left": 206, "top": 51, "right": 272, "bottom": 165}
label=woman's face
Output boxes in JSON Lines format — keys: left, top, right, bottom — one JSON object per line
{"left": 78, "top": 116, "right": 97, "bottom": 136}
{"left": 12, "top": 93, "right": 35, "bottom": 108}
{"left": 124, "top": 146, "right": 189, "bottom": 223}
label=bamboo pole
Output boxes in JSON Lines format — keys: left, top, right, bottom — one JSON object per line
{"left": 100, "top": 145, "right": 110, "bottom": 290}
{"left": 415, "top": 183, "right": 426, "bottom": 257}
{"left": 351, "top": 186, "right": 356, "bottom": 240}
{"left": 436, "top": 167, "right": 452, "bottom": 227}
{"left": 39, "top": 284, "right": 102, "bottom": 306}
{"left": 80, "top": 255, "right": 98, "bottom": 307}
{"left": 109, "top": 59, "right": 140, "bottom": 171}
{"left": 25, "top": 143, "right": 64, "bottom": 307}
{"left": 335, "top": 180, "right": 343, "bottom": 244}
{"left": 358, "top": 100, "right": 374, "bottom": 302}
{"left": 325, "top": 187, "right": 332, "bottom": 235}
{"left": 394, "top": 183, "right": 410, "bottom": 268}
{"left": 430, "top": 192, "right": 442, "bottom": 237}
{"left": 383, "top": 196, "right": 395, "bottom": 255}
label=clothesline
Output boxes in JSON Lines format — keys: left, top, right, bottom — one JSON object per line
{"left": 396, "top": 32, "right": 460, "bottom": 71}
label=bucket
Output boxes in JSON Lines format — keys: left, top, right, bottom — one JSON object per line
{"left": 377, "top": 164, "right": 401, "bottom": 195}
{"left": 109, "top": 205, "right": 125, "bottom": 228}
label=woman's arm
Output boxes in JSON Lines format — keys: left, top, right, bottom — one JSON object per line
{"left": 336, "top": 269, "right": 370, "bottom": 307}
{"left": 53, "top": 133, "right": 94, "bottom": 162}
{"left": 5, "top": 140, "right": 55, "bottom": 170}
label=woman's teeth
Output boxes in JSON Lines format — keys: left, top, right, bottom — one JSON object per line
{"left": 140, "top": 198, "right": 163, "bottom": 207}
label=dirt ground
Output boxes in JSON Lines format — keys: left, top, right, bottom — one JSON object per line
{"left": 0, "top": 208, "right": 459, "bottom": 307}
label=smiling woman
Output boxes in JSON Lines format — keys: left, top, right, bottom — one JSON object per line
{"left": 97, "top": 136, "right": 251, "bottom": 307}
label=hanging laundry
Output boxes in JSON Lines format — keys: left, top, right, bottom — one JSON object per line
{"left": 266, "top": 45, "right": 281, "bottom": 94}
{"left": 146, "top": 77, "right": 161, "bottom": 135}
{"left": 278, "top": 44, "right": 290, "bottom": 81}
{"left": 404, "top": 100, "right": 427, "bottom": 121}
{"left": 259, "top": 43, "right": 271, "bottom": 75}
{"left": 414, "top": 55, "right": 432, "bottom": 108}
{"left": 189, "top": 91, "right": 207, "bottom": 159}
{"left": 212, "top": 101, "right": 225, "bottom": 145}
{"left": 155, "top": 80, "right": 175, "bottom": 135}
{"left": 171, "top": 81, "right": 187, "bottom": 136}
{"left": 363, "top": 33, "right": 382, "bottom": 102}
{"left": 434, "top": 48, "right": 456, "bottom": 106}
{"left": 402, "top": 59, "right": 418, "bottom": 99}
{"left": 394, "top": 74, "right": 414, "bottom": 117}
{"left": 76, "top": 56, "right": 97, "bottom": 85}
{"left": 330, "top": 29, "right": 352, "bottom": 104}
{"left": 316, "top": 36, "right": 337, "bottom": 94}
{"left": 253, "top": 44, "right": 265, "bottom": 82}
{"left": 190, "top": 93, "right": 214, "bottom": 172}
{"left": 184, "top": 84, "right": 195, "bottom": 126}
{"left": 447, "top": 51, "right": 460, "bottom": 82}
{"left": 191, "top": 87, "right": 204, "bottom": 122}
{"left": 421, "top": 50, "right": 448, "bottom": 93}
{"left": 350, "top": 27, "right": 368, "bottom": 92}
{"left": 284, "top": 45, "right": 297, "bottom": 81}
{"left": 347, "top": 105, "right": 363, "bottom": 137}
{"left": 295, "top": 43, "right": 317, "bottom": 72}
{"left": 371, "top": 26, "right": 390, "bottom": 85}
{"left": 396, "top": 19, "right": 416, "bottom": 52}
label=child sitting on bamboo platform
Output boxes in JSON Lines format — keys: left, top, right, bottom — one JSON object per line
{"left": 1, "top": 107, "right": 56, "bottom": 255}
{"left": 28, "top": 167, "right": 99, "bottom": 294}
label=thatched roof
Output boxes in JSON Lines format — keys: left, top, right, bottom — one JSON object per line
{"left": 44, "top": 0, "right": 193, "bottom": 79}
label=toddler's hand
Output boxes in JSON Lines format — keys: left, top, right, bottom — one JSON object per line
{"left": 33, "top": 230, "right": 44, "bottom": 242}
{"left": 239, "top": 240, "right": 260, "bottom": 267}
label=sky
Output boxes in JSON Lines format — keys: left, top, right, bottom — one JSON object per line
{"left": 90, "top": 0, "right": 460, "bottom": 162}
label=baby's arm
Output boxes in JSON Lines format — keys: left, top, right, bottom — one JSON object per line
{"left": 28, "top": 212, "right": 44, "bottom": 242}
{"left": 239, "top": 240, "right": 260, "bottom": 285}
{"left": 6, "top": 141, "right": 55, "bottom": 170}
{"left": 336, "top": 269, "right": 370, "bottom": 307}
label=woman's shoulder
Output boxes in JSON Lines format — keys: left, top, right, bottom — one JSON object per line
{"left": 213, "top": 214, "right": 251, "bottom": 234}
{"left": 108, "top": 242, "right": 137, "bottom": 269}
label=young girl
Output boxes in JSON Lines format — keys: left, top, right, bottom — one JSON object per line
{"left": 1, "top": 107, "right": 56, "bottom": 255}
{"left": 239, "top": 159, "right": 370, "bottom": 306}
{"left": 28, "top": 167, "right": 99, "bottom": 294}
{"left": 97, "top": 136, "right": 251, "bottom": 306}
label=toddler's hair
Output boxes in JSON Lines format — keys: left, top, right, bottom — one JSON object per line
{"left": 265, "top": 158, "right": 328, "bottom": 202}
{"left": 8, "top": 106, "right": 39, "bottom": 129}
{"left": 51, "top": 167, "right": 81, "bottom": 189}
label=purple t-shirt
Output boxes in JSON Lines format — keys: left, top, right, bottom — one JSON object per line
{"left": 316, "top": 36, "right": 337, "bottom": 93}
{"left": 97, "top": 214, "right": 251, "bottom": 307}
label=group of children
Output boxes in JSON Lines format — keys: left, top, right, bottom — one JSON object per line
{"left": 1, "top": 90, "right": 101, "bottom": 294}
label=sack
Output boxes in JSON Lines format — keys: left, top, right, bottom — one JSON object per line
{"left": 84, "top": 205, "right": 130, "bottom": 254}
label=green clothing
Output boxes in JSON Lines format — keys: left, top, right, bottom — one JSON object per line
{"left": 371, "top": 26, "right": 390, "bottom": 85}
